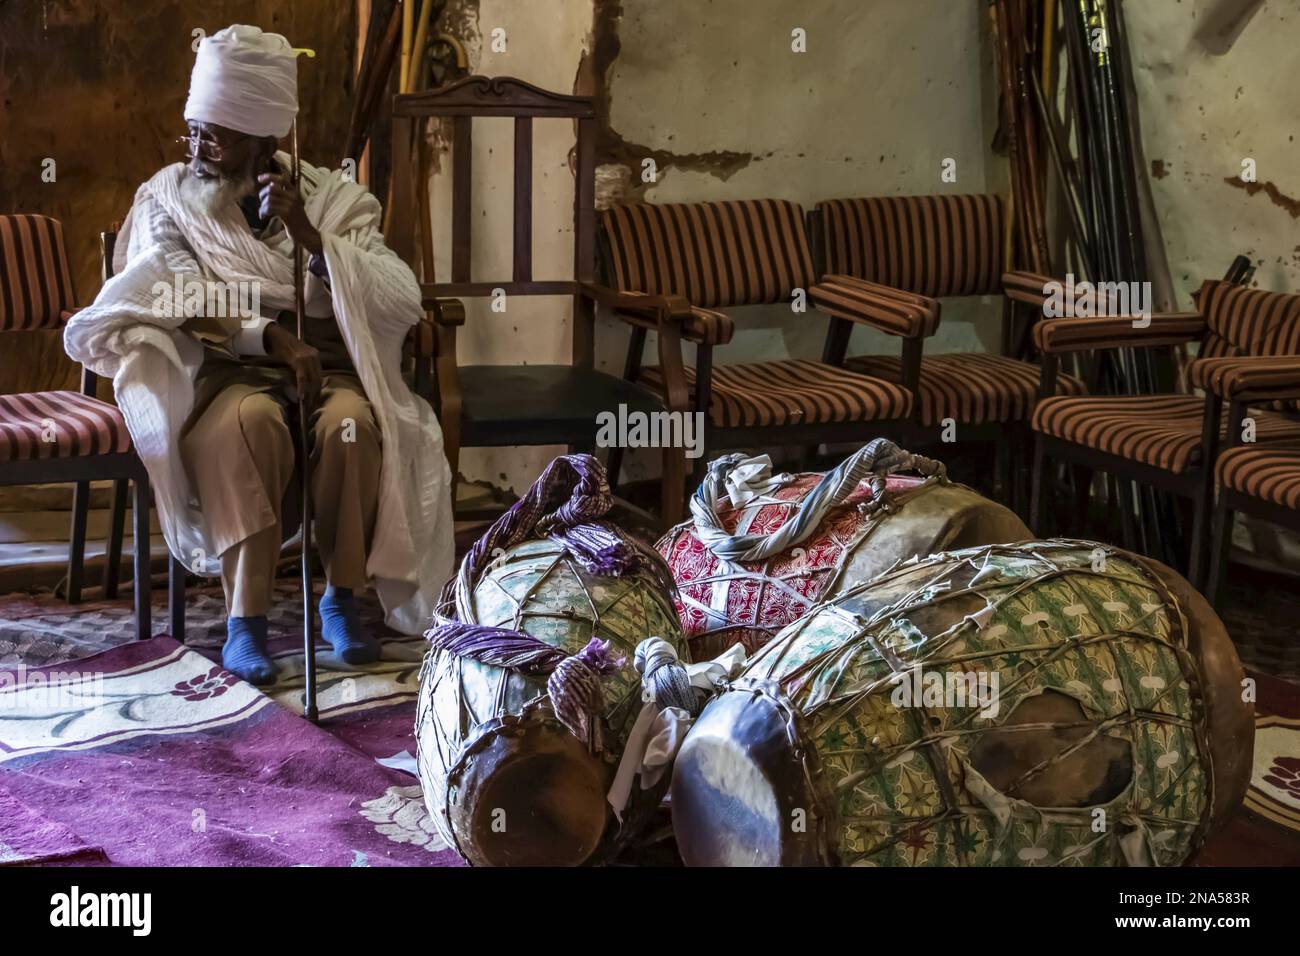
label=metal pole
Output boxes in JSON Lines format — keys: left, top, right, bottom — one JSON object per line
{"left": 291, "top": 118, "right": 319, "bottom": 723}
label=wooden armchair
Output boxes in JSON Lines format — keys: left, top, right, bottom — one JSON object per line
{"left": 809, "top": 193, "right": 1087, "bottom": 504}
{"left": 0, "top": 214, "right": 159, "bottom": 639}
{"left": 598, "top": 198, "right": 919, "bottom": 477}
{"left": 389, "top": 75, "right": 689, "bottom": 522}
{"left": 1031, "top": 279, "right": 1300, "bottom": 587}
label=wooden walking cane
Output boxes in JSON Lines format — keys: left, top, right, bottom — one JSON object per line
{"left": 292, "top": 48, "right": 319, "bottom": 723}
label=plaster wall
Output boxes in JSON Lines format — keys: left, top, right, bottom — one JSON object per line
{"left": 1125, "top": 0, "right": 1300, "bottom": 302}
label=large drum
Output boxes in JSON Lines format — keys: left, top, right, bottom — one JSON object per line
{"left": 417, "top": 455, "right": 686, "bottom": 866}
{"left": 671, "top": 539, "right": 1253, "bottom": 866}
{"left": 658, "top": 441, "right": 1031, "bottom": 660}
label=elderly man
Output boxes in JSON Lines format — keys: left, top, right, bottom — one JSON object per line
{"left": 66, "top": 25, "right": 455, "bottom": 684}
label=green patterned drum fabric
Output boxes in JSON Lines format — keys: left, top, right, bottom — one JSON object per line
{"left": 676, "top": 540, "right": 1218, "bottom": 867}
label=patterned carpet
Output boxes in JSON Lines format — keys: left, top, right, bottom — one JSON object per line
{"left": 1, "top": 579, "right": 1298, "bottom": 865}
{"left": 0, "top": 633, "right": 453, "bottom": 866}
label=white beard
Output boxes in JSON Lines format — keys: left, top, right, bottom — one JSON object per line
{"left": 178, "top": 166, "right": 256, "bottom": 218}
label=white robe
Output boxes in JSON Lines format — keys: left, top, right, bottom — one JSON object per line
{"left": 64, "top": 154, "right": 455, "bottom": 634}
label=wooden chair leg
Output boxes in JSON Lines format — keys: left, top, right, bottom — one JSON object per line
{"left": 995, "top": 436, "right": 1012, "bottom": 507}
{"left": 103, "top": 478, "right": 128, "bottom": 599}
{"left": 1206, "top": 500, "right": 1234, "bottom": 610}
{"left": 132, "top": 474, "right": 152, "bottom": 641}
{"left": 1069, "top": 465, "right": 1093, "bottom": 536}
{"left": 1030, "top": 437, "right": 1048, "bottom": 536}
{"left": 1187, "top": 475, "right": 1213, "bottom": 590}
{"left": 66, "top": 480, "right": 90, "bottom": 603}
{"left": 1116, "top": 478, "right": 1138, "bottom": 552}
{"left": 1014, "top": 426, "right": 1033, "bottom": 517}
{"left": 661, "top": 447, "right": 685, "bottom": 526}
{"left": 169, "top": 556, "right": 186, "bottom": 644}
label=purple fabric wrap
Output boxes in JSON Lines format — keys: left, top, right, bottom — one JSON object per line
{"left": 424, "top": 455, "right": 668, "bottom": 697}
{"left": 424, "top": 623, "right": 568, "bottom": 677}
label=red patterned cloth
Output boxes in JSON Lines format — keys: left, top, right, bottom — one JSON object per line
{"left": 657, "top": 473, "right": 922, "bottom": 660}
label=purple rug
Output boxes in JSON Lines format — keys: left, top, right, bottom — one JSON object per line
{"left": 0, "top": 636, "right": 458, "bottom": 867}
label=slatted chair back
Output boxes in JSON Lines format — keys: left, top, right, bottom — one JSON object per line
{"left": 816, "top": 194, "right": 1004, "bottom": 298}
{"left": 389, "top": 75, "right": 598, "bottom": 364}
{"left": 598, "top": 199, "right": 816, "bottom": 310}
{"left": 0, "top": 214, "right": 78, "bottom": 332}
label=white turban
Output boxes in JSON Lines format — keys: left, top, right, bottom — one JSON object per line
{"left": 184, "top": 25, "right": 298, "bottom": 138}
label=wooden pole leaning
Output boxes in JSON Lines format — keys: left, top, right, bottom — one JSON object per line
{"left": 291, "top": 46, "right": 319, "bottom": 723}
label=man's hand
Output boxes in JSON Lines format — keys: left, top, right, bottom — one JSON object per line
{"left": 265, "top": 321, "right": 322, "bottom": 405}
{"left": 257, "top": 172, "right": 323, "bottom": 256}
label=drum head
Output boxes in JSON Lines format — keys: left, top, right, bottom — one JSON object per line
{"left": 449, "top": 718, "right": 610, "bottom": 867}
{"left": 671, "top": 688, "right": 822, "bottom": 866}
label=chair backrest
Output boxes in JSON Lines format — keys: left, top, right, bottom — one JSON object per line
{"left": 1197, "top": 279, "right": 1300, "bottom": 358}
{"left": 816, "top": 194, "right": 1004, "bottom": 298}
{"left": 0, "top": 214, "right": 77, "bottom": 332}
{"left": 389, "top": 75, "right": 597, "bottom": 299}
{"left": 598, "top": 199, "right": 816, "bottom": 310}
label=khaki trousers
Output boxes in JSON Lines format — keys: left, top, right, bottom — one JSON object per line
{"left": 180, "top": 374, "right": 382, "bottom": 617}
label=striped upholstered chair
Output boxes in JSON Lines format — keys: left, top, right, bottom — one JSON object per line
{"left": 0, "top": 214, "right": 156, "bottom": 638}
{"left": 808, "top": 194, "right": 1086, "bottom": 498}
{"left": 1207, "top": 443, "right": 1300, "bottom": 608}
{"left": 598, "top": 199, "right": 921, "bottom": 472}
{"left": 1031, "top": 279, "right": 1300, "bottom": 586}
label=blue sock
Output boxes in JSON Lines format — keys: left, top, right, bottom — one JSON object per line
{"left": 222, "top": 616, "right": 276, "bottom": 685}
{"left": 320, "top": 585, "right": 380, "bottom": 665}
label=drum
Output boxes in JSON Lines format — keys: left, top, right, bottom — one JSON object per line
{"left": 417, "top": 455, "right": 686, "bottom": 867}
{"left": 658, "top": 440, "right": 1031, "bottom": 660}
{"left": 670, "top": 539, "right": 1253, "bottom": 866}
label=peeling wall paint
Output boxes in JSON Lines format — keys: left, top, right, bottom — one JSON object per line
{"left": 1126, "top": 0, "right": 1300, "bottom": 297}
{"left": 432, "top": 0, "right": 1004, "bottom": 492}
{"left": 589, "top": 0, "right": 1004, "bottom": 481}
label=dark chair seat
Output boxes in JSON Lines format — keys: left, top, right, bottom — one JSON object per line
{"left": 638, "top": 358, "right": 913, "bottom": 428}
{"left": 849, "top": 352, "right": 1086, "bottom": 426}
{"left": 1217, "top": 443, "right": 1300, "bottom": 509}
{"left": 0, "top": 390, "right": 131, "bottom": 462}
{"left": 460, "top": 364, "right": 667, "bottom": 444}
{"left": 1033, "top": 394, "right": 1300, "bottom": 474}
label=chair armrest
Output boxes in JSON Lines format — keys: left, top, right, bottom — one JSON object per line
{"left": 1033, "top": 312, "right": 1205, "bottom": 354}
{"left": 604, "top": 290, "right": 734, "bottom": 346}
{"left": 579, "top": 283, "right": 695, "bottom": 412}
{"left": 1189, "top": 355, "right": 1300, "bottom": 402}
{"left": 579, "top": 282, "right": 689, "bottom": 318}
{"left": 810, "top": 275, "right": 940, "bottom": 338}
{"left": 578, "top": 281, "right": 733, "bottom": 341}
{"left": 428, "top": 297, "right": 466, "bottom": 327}
{"left": 1003, "top": 271, "right": 1060, "bottom": 307}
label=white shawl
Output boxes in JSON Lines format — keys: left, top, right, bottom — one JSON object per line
{"left": 64, "top": 155, "right": 455, "bottom": 634}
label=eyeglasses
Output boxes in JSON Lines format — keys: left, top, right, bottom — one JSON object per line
{"left": 175, "top": 129, "right": 250, "bottom": 162}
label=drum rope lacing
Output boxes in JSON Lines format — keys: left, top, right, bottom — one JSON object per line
{"left": 743, "top": 540, "right": 1215, "bottom": 866}
{"left": 424, "top": 453, "right": 675, "bottom": 744}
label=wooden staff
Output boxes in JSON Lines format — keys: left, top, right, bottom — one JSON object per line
{"left": 292, "top": 48, "right": 319, "bottom": 722}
